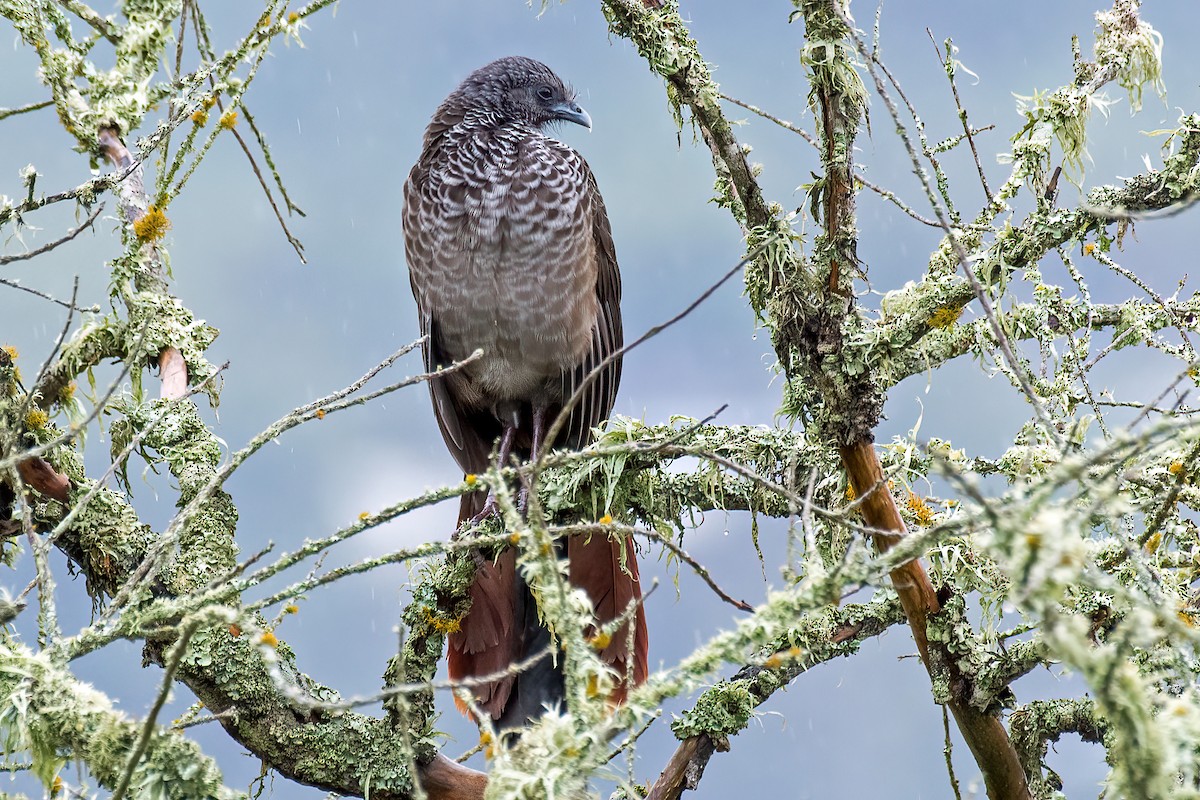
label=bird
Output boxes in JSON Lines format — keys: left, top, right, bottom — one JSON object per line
{"left": 402, "top": 56, "right": 648, "bottom": 731}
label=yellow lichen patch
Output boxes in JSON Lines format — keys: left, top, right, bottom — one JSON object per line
{"left": 284, "top": 604, "right": 299, "bottom": 615}
{"left": 928, "top": 306, "right": 964, "bottom": 329}
{"left": 844, "top": 483, "right": 856, "bottom": 501}
{"left": 191, "top": 109, "right": 208, "bottom": 126}
{"left": 314, "top": 408, "right": 326, "bottom": 419}
{"left": 599, "top": 513, "right": 613, "bottom": 525}
{"left": 288, "top": 11, "right": 300, "bottom": 24}
{"left": 219, "top": 110, "right": 238, "bottom": 129}
{"left": 1145, "top": 532, "right": 1163, "bottom": 554}
{"left": 24, "top": 408, "right": 48, "bottom": 430}
{"left": 51, "top": 776, "right": 63, "bottom": 796}
{"left": 204, "top": 96, "right": 218, "bottom": 109}
{"left": 905, "top": 492, "right": 935, "bottom": 526}
{"left": 464, "top": 473, "right": 477, "bottom": 486}
{"left": 1083, "top": 242, "right": 1096, "bottom": 256}
{"left": 588, "top": 631, "right": 612, "bottom": 650}
{"left": 585, "top": 674, "right": 602, "bottom": 698}
{"left": 1169, "top": 461, "right": 1185, "bottom": 476}
{"left": 763, "top": 652, "right": 783, "bottom": 669}
{"left": 424, "top": 606, "right": 461, "bottom": 634}
{"left": 358, "top": 511, "right": 370, "bottom": 521}
{"left": 508, "top": 532, "right": 521, "bottom": 545}
{"left": 260, "top": 630, "right": 279, "bottom": 648}
{"left": 58, "top": 381, "right": 76, "bottom": 405}
{"left": 133, "top": 205, "right": 171, "bottom": 242}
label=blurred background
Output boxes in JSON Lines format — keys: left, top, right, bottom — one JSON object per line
{"left": 3, "top": 1, "right": 1198, "bottom": 797}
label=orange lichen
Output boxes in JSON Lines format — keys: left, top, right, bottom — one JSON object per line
{"left": 424, "top": 606, "right": 461, "bottom": 634}
{"left": 132, "top": 205, "right": 171, "bottom": 242}
{"left": 905, "top": 492, "right": 935, "bottom": 526}
{"left": 929, "top": 306, "right": 964, "bottom": 329}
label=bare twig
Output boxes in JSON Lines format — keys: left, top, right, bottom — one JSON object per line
{"left": 0, "top": 204, "right": 104, "bottom": 265}
{"left": 842, "top": 7, "right": 1062, "bottom": 450}
{"left": 555, "top": 522, "right": 753, "bottom": 613}
{"left": 0, "top": 279, "right": 99, "bottom": 312}
{"left": 927, "top": 29, "right": 994, "bottom": 204}
{"left": 537, "top": 237, "right": 779, "bottom": 465}
{"left": 0, "top": 99, "right": 53, "bottom": 122}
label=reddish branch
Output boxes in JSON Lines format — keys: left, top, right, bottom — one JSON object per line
{"left": 158, "top": 346, "right": 188, "bottom": 400}
{"left": 418, "top": 757, "right": 488, "bottom": 800}
{"left": 16, "top": 456, "right": 69, "bottom": 503}
{"left": 841, "top": 444, "right": 1030, "bottom": 799}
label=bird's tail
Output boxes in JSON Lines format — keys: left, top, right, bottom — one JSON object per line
{"left": 446, "top": 489, "right": 648, "bottom": 728}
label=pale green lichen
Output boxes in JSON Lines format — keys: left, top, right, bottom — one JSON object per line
{"left": 0, "top": 639, "right": 238, "bottom": 798}
{"left": 669, "top": 680, "right": 754, "bottom": 740}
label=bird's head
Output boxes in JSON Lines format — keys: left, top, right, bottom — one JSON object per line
{"left": 453, "top": 56, "right": 592, "bottom": 131}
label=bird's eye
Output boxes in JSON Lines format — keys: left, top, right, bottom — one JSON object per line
{"left": 536, "top": 86, "right": 554, "bottom": 101}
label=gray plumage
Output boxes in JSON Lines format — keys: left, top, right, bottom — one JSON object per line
{"left": 403, "top": 55, "right": 621, "bottom": 469}
{"left": 402, "top": 56, "right": 646, "bottom": 728}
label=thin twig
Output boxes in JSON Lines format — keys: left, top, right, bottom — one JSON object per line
{"left": 840, "top": 9, "right": 1063, "bottom": 450}
{"left": 0, "top": 99, "right": 53, "bottom": 122}
{"left": 55, "top": 0, "right": 121, "bottom": 44}
{"left": 537, "top": 237, "right": 780, "bottom": 466}
{"left": 0, "top": 204, "right": 103, "bottom": 265}
{"left": 0, "top": 279, "right": 97, "bottom": 312}
{"left": 555, "top": 522, "right": 753, "bottom": 613}
{"left": 719, "top": 92, "right": 820, "bottom": 149}
{"left": 927, "top": 29, "right": 993, "bottom": 204}
{"left": 110, "top": 622, "right": 200, "bottom": 800}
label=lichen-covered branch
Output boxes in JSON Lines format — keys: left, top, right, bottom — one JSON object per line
{"left": 1009, "top": 699, "right": 1108, "bottom": 797}
{"left": 0, "top": 637, "right": 237, "bottom": 799}
{"left": 647, "top": 596, "right": 905, "bottom": 799}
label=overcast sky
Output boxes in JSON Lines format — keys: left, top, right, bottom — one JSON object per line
{"left": 4, "top": 2, "right": 1199, "bottom": 797}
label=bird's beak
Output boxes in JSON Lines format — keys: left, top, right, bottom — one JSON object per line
{"left": 550, "top": 100, "right": 592, "bottom": 130}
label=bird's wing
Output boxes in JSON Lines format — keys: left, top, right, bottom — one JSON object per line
{"left": 560, "top": 165, "right": 624, "bottom": 449}
{"left": 404, "top": 159, "right": 501, "bottom": 476}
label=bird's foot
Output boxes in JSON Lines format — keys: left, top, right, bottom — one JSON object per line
{"left": 468, "top": 493, "right": 500, "bottom": 527}
{"left": 452, "top": 493, "right": 501, "bottom": 541}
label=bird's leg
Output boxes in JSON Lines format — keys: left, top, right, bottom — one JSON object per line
{"left": 517, "top": 405, "right": 549, "bottom": 515}
{"left": 469, "top": 422, "right": 519, "bottom": 525}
